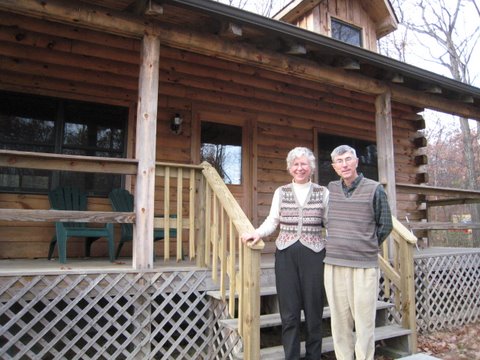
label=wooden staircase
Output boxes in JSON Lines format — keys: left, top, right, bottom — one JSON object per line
{"left": 208, "top": 286, "right": 413, "bottom": 359}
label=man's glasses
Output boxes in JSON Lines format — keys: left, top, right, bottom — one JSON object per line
{"left": 333, "top": 157, "right": 355, "bottom": 165}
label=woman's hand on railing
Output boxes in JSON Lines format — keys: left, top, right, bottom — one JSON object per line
{"left": 240, "top": 232, "right": 261, "bottom": 247}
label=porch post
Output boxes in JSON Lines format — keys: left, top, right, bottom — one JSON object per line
{"left": 375, "top": 91, "right": 397, "bottom": 258}
{"left": 375, "top": 91, "right": 397, "bottom": 215}
{"left": 134, "top": 33, "right": 160, "bottom": 270}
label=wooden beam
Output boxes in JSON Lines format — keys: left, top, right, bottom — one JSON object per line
{"left": 375, "top": 91, "right": 397, "bottom": 215}
{"left": 284, "top": 42, "right": 307, "bottom": 55}
{"left": 1, "top": 0, "right": 480, "bottom": 120}
{"left": 0, "top": 209, "right": 134, "bottom": 223}
{"left": 414, "top": 155, "right": 428, "bottom": 165}
{"left": 427, "top": 198, "right": 480, "bottom": 207}
{"left": 413, "top": 137, "right": 427, "bottom": 148}
{"left": 0, "top": 0, "right": 148, "bottom": 37}
{"left": 220, "top": 22, "right": 243, "bottom": 39}
{"left": 133, "top": 34, "right": 160, "bottom": 270}
{"left": 397, "top": 183, "right": 480, "bottom": 198}
{"left": 419, "top": 83, "right": 442, "bottom": 94}
{"left": 406, "top": 221, "right": 480, "bottom": 230}
{"left": 0, "top": 150, "right": 138, "bottom": 174}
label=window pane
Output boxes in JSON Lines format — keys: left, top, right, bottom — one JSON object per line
{"left": 317, "top": 134, "right": 378, "bottom": 186}
{"left": 331, "top": 18, "right": 362, "bottom": 47}
{"left": 0, "top": 92, "right": 56, "bottom": 191}
{"left": 0, "top": 91, "right": 127, "bottom": 195}
{"left": 201, "top": 121, "right": 242, "bottom": 185}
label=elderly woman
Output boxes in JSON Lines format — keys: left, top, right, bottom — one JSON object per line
{"left": 241, "top": 147, "right": 328, "bottom": 360}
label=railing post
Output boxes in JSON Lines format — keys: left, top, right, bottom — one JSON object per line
{"left": 401, "top": 240, "right": 418, "bottom": 353}
{"left": 242, "top": 246, "right": 261, "bottom": 360}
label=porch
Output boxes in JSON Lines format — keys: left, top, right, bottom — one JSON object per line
{"left": 1, "top": 245, "right": 479, "bottom": 359}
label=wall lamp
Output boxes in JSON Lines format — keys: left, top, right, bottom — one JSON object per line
{"left": 170, "top": 113, "right": 183, "bottom": 135}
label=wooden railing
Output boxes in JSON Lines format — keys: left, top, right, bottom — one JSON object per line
{"left": 0, "top": 150, "right": 264, "bottom": 359}
{"left": 396, "top": 183, "right": 480, "bottom": 234}
{"left": 154, "top": 160, "right": 265, "bottom": 358}
{"left": 196, "top": 162, "right": 265, "bottom": 359}
{"left": 379, "top": 216, "right": 418, "bottom": 353}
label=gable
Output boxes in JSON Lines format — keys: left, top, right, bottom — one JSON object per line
{"left": 274, "top": 0, "right": 398, "bottom": 42}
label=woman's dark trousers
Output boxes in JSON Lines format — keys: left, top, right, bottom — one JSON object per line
{"left": 275, "top": 241, "right": 325, "bottom": 360}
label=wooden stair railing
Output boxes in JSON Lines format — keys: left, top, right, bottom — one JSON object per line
{"left": 199, "top": 162, "right": 264, "bottom": 360}
{"left": 378, "top": 216, "right": 418, "bottom": 353}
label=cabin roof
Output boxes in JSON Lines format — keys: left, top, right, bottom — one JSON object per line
{"left": 7, "top": 0, "right": 480, "bottom": 115}
{"left": 163, "top": 0, "right": 480, "bottom": 109}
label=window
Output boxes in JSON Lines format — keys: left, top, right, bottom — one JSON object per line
{"left": 317, "top": 134, "right": 377, "bottom": 186}
{"left": 200, "top": 121, "right": 242, "bottom": 185}
{"left": 331, "top": 18, "right": 362, "bottom": 47}
{"left": 0, "top": 91, "right": 127, "bottom": 195}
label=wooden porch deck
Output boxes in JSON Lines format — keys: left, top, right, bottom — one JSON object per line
{"left": 1, "top": 246, "right": 478, "bottom": 276}
{"left": 0, "top": 253, "right": 276, "bottom": 276}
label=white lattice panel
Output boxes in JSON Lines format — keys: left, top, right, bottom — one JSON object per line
{"left": 0, "top": 270, "right": 236, "bottom": 360}
{"left": 414, "top": 251, "right": 480, "bottom": 333}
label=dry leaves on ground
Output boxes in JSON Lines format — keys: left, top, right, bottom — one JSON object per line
{"left": 417, "top": 322, "right": 480, "bottom": 360}
{"left": 322, "top": 322, "right": 480, "bottom": 359}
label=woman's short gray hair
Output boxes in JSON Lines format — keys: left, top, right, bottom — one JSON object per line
{"left": 286, "top": 147, "right": 316, "bottom": 171}
{"left": 330, "top": 145, "right": 357, "bottom": 161}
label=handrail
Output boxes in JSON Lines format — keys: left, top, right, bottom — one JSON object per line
{"left": 378, "top": 216, "right": 418, "bottom": 353}
{"left": 200, "top": 162, "right": 264, "bottom": 360}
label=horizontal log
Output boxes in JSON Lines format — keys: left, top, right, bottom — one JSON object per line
{"left": 2, "top": 0, "right": 479, "bottom": 120}
{"left": 427, "top": 198, "right": 480, "bottom": 207}
{"left": 0, "top": 0, "right": 147, "bottom": 38}
{"left": 0, "top": 150, "right": 138, "bottom": 175}
{"left": 0, "top": 209, "right": 135, "bottom": 223}
{"left": 397, "top": 183, "right": 480, "bottom": 198}
{"left": 405, "top": 221, "right": 480, "bottom": 230}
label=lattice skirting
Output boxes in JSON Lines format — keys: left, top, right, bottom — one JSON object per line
{"left": 414, "top": 250, "right": 480, "bottom": 333}
{"left": 0, "top": 270, "right": 237, "bottom": 360}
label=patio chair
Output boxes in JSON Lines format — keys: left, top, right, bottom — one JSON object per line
{"left": 108, "top": 188, "right": 177, "bottom": 259}
{"left": 48, "top": 186, "right": 115, "bottom": 264}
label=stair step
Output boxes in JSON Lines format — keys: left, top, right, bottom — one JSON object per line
{"left": 243, "top": 324, "right": 412, "bottom": 359}
{"left": 206, "top": 286, "right": 277, "bottom": 300}
{"left": 219, "top": 300, "right": 394, "bottom": 330}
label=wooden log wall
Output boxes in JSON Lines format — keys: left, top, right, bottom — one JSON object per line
{"left": 0, "top": 11, "right": 425, "bottom": 259}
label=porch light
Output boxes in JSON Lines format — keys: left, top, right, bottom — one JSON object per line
{"left": 171, "top": 113, "right": 183, "bottom": 135}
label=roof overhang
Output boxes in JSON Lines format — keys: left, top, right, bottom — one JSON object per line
{"left": 2, "top": 0, "right": 479, "bottom": 120}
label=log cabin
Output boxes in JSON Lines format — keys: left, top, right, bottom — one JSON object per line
{"left": 0, "top": 0, "right": 480, "bottom": 358}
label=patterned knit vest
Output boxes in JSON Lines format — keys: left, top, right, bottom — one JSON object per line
{"left": 325, "top": 177, "right": 380, "bottom": 268}
{"left": 276, "top": 183, "right": 326, "bottom": 252}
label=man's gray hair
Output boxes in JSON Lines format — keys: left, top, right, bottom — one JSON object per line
{"left": 330, "top": 145, "right": 357, "bottom": 162}
{"left": 286, "top": 147, "right": 316, "bottom": 171}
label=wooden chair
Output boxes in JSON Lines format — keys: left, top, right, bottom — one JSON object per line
{"left": 48, "top": 186, "right": 115, "bottom": 264}
{"left": 108, "top": 188, "right": 177, "bottom": 259}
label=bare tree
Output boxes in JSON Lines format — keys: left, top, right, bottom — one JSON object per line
{"left": 382, "top": 0, "right": 480, "bottom": 245}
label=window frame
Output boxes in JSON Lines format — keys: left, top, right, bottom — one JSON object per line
{"left": 315, "top": 132, "right": 378, "bottom": 187}
{"left": 330, "top": 17, "right": 363, "bottom": 47}
{"left": 0, "top": 91, "right": 128, "bottom": 196}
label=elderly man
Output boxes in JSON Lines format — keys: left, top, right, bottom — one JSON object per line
{"left": 324, "top": 144, "right": 393, "bottom": 360}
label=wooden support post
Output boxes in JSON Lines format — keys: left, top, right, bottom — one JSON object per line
{"left": 133, "top": 34, "right": 160, "bottom": 270}
{"left": 375, "top": 91, "right": 397, "bottom": 212}
{"left": 242, "top": 247, "right": 261, "bottom": 360}
{"left": 376, "top": 91, "right": 397, "bottom": 257}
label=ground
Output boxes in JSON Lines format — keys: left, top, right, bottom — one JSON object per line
{"left": 415, "top": 322, "right": 480, "bottom": 360}
{"left": 322, "top": 321, "right": 480, "bottom": 360}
